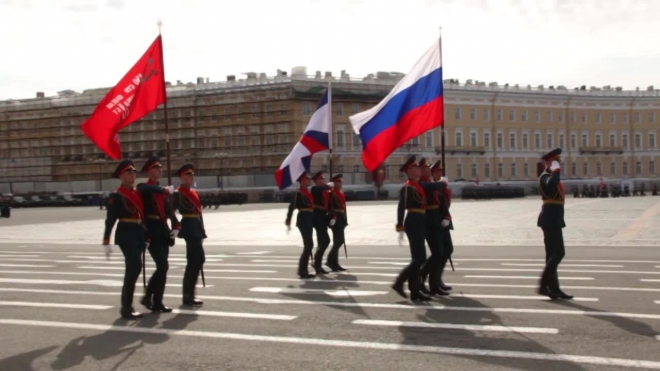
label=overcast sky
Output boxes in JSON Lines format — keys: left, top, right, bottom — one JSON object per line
{"left": 1, "top": 0, "right": 658, "bottom": 100}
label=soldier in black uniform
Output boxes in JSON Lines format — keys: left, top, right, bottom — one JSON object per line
{"left": 137, "top": 156, "right": 180, "bottom": 313}
{"left": 173, "top": 164, "right": 206, "bottom": 306}
{"left": 311, "top": 171, "right": 331, "bottom": 274}
{"left": 392, "top": 156, "right": 431, "bottom": 302}
{"left": 419, "top": 160, "right": 450, "bottom": 296}
{"left": 102, "top": 159, "right": 148, "bottom": 319}
{"left": 326, "top": 174, "right": 348, "bottom": 272}
{"left": 537, "top": 148, "right": 573, "bottom": 300}
{"left": 285, "top": 172, "right": 316, "bottom": 279}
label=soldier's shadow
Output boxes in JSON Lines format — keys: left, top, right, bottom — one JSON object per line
{"left": 553, "top": 300, "right": 657, "bottom": 338}
{"left": 397, "top": 296, "right": 588, "bottom": 371}
{"left": 0, "top": 345, "right": 58, "bottom": 371}
{"left": 50, "top": 314, "right": 170, "bottom": 370}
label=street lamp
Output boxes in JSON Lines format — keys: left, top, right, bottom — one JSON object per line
{"left": 214, "top": 152, "right": 229, "bottom": 190}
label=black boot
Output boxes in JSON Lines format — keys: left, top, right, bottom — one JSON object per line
{"left": 140, "top": 295, "right": 153, "bottom": 310}
{"left": 120, "top": 307, "right": 143, "bottom": 319}
{"left": 409, "top": 270, "right": 431, "bottom": 302}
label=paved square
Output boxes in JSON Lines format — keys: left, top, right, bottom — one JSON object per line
{"left": 0, "top": 196, "right": 659, "bottom": 370}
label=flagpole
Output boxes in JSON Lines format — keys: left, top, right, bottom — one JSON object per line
{"left": 439, "top": 27, "right": 446, "bottom": 178}
{"left": 328, "top": 81, "right": 333, "bottom": 179}
{"left": 158, "top": 20, "right": 173, "bottom": 185}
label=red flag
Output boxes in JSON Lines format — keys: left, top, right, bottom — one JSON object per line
{"left": 80, "top": 35, "right": 166, "bottom": 159}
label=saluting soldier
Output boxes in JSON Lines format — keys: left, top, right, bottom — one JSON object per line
{"left": 285, "top": 172, "right": 316, "bottom": 279}
{"left": 537, "top": 148, "right": 573, "bottom": 300}
{"left": 392, "top": 156, "right": 431, "bottom": 302}
{"left": 311, "top": 171, "right": 331, "bottom": 274}
{"left": 419, "top": 159, "right": 450, "bottom": 296}
{"left": 325, "top": 174, "right": 348, "bottom": 272}
{"left": 137, "top": 156, "right": 179, "bottom": 313}
{"left": 102, "top": 159, "right": 148, "bottom": 319}
{"left": 173, "top": 164, "right": 206, "bottom": 306}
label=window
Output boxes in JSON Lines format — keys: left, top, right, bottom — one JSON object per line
{"left": 535, "top": 110, "right": 540, "bottom": 122}
{"left": 497, "top": 133, "right": 503, "bottom": 149}
{"left": 509, "top": 109, "right": 516, "bottom": 122}
{"left": 456, "top": 164, "right": 463, "bottom": 178}
{"left": 354, "top": 133, "right": 362, "bottom": 148}
{"left": 471, "top": 163, "right": 477, "bottom": 177}
{"left": 595, "top": 112, "right": 602, "bottom": 124}
{"left": 252, "top": 104, "right": 258, "bottom": 118}
{"left": 623, "top": 161, "right": 629, "bottom": 174}
{"left": 650, "top": 161, "right": 656, "bottom": 174}
{"left": 497, "top": 163, "right": 503, "bottom": 177}
{"left": 484, "top": 132, "right": 491, "bottom": 148}
{"left": 650, "top": 133, "right": 657, "bottom": 148}
{"left": 522, "top": 133, "right": 529, "bottom": 149}
{"left": 623, "top": 133, "right": 629, "bottom": 149}
{"left": 546, "top": 133, "right": 553, "bottom": 149}
{"left": 523, "top": 163, "right": 529, "bottom": 177}
{"left": 559, "top": 133, "right": 565, "bottom": 149}
{"left": 635, "top": 133, "right": 642, "bottom": 148}
{"left": 470, "top": 108, "right": 476, "bottom": 120}
{"left": 470, "top": 132, "right": 478, "bottom": 147}
{"left": 336, "top": 127, "right": 345, "bottom": 147}
{"left": 571, "top": 133, "right": 577, "bottom": 149}
{"left": 338, "top": 165, "right": 344, "bottom": 173}
{"left": 522, "top": 110, "right": 528, "bottom": 122}
{"left": 596, "top": 162, "right": 602, "bottom": 175}
{"left": 610, "top": 162, "right": 616, "bottom": 175}
{"left": 353, "top": 165, "right": 360, "bottom": 173}
{"left": 582, "top": 133, "right": 588, "bottom": 147}
{"left": 425, "top": 132, "right": 433, "bottom": 148}
{"left": 547, "top": 111, "right": 553, "bottom": 123}
{"left": 484, "top": 163, "right": 490, "bottom": 178}
{"left": 571, "top": 162, "right": 577, "bottom": 176}
{"left": 570, "top": 111, "right": 576, "bottom": 123}
{"left": 650, "top": 112, "right": 657, "bottom": 124}
{"left": 636, "top": 161, "right": 642, "bottom": 175}
{"left": 280, "top": 103, "right": 287, "bottom": 115}
{"left": 509, "top": 132, "right": 516, "bottom": 149}
{"left": 609, "top": 134, "right": 616, "bottom": 147}
{"left": 535, "top": 133, "right": 541, "bottom": 149}
{"left": 635, "top": 112, "right": 641, "bottom": 124}
{"left": 583, "top": 162, "right": 588, "bottom": 176}
{"left": 581, "top": 112, "right": 587, "bottom": 123}
{"left": 496, "top": 109, "right": 503, "bottom": 121}
{"left": 265, "top": 103, "right": 272, "bottom": 116}
{"left": 511, "top": 163, "right": 517, "bottom": 177}
{"left": 454, "top": 108, "right": 462, "bottom": 120}
{"left": 336, "top": 103, "right": 344, "bottom": 116}
{"left": 595, "top": 134, "right": 602, "bottom": 148}
{"left": 622, "top": 112, "right": 628, "bottom": 124}
{"left": 559, "top": 111, "right": 565, "bottom": 123}
{"left": 303, "top": 102, "right": 311, "bottom": 115}
{"left": 351, "top": 103, "right": 359, "bottom": 114}
{"left": 610, "top": 112, "right": 616, "bottom": 124}
{"left": 483, "top": 107, "right": 490, "bottom": 121}
{"left": 455, "top": 132, "right": 463, "bottom": 146}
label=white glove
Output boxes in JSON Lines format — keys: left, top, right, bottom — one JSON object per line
{"left": 103, "top": 244, "right": 112, "bottom": 260}
{"left": 166, "top": 185, "right": 174, "bottom": 193}
{"left": 440, "top": 176, "right": 448, "bottom": 184}
{"left": 327, "top": 182, "right": 334, "bottom": 188}
{"left": 550, "top": 161, "right": 560, "bottom": 172}
{"left": 441, "top": 219, "right": 450, "bottom": 228}
{"left": 145, "top": 242, "right": 150, "bottom": 250}
{"left": 170, "top": 229, "right": 179, "bottom": 239}
{"left": 329, "top": 218, "right": 336, "bottom": 227}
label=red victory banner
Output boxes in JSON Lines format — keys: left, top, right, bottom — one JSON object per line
{"left": 80, "top": 35, "right": 166, "bottom": 159}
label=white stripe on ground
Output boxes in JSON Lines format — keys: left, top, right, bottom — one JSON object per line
{"left": 352, "top": 319, "right": 559, "bottom": 334}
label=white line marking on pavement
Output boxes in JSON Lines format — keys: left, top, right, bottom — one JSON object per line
{"left": 458, "top": 268, "right": 660, "bottom": 275}
{"left": 446, "top": 293, "right": 598, "bottom": 302}
{"left": 0, "top": 255, "right": 41, "bottom": 258}
{"left": 77, "top": 266, "right": 179, "bottom": 270}
{"left": 235, "top": 251, "right": 272, "bottom": 255}
{"left": 501, "top": 263, "right": 624, "bottom": 268}
{"left": 68, "top": 255, "right": 223, "bottom": 262}
{"left": 171, "top": 309, "right": 296, "bottom": 321}
{"left": 201, "top": 269, "right": 278, "bottom": 273}
{"left": 250, "top": 260, "right": 298, "bottom": 263}
{"left": 0, "top": 264, "right": 54, "bottom": 268}
{"left": 249, "top": 287, "right": 388, "bottom": 297}
{"left": 2, "top": 319, "right": 660, "bottom": 368}
{"left": 338, "top": 272, "right": 398, "bottom": 277}
{"left": 641, "top": 279, "right": 660, "bottom": 283}
{"left": 464, "top": 275, "right": 595, "bottom": 281}
{"left": 353, "top": 319, "right": 559, "bottom": 334}
{"left": 368, "top": 262, "right": 409, "bottom": 266}
{"left": 0, "top": 278, "right": 212, "bottom": 288}
{"left": 0, "top": 301, "right": 112, "bottom": 310}
{"left": 654, "top": 301, "right": 660, "bottom": 305}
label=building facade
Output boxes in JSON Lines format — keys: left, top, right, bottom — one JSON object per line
{"left": 1, "top": 69, "right": 659, "bottom": 190}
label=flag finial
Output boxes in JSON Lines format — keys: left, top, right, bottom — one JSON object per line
{"left": 157, "top": 19, "right": 163, "bottom": 30}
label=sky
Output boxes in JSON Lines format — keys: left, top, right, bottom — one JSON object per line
{"left": 1, "top": 0, "right": 658, "bottom": 100}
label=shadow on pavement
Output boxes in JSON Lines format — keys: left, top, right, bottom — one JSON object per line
{"left": 0, "top": 345, "right": 58, "bottom": 371}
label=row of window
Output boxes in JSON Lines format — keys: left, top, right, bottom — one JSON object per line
{"left": 453, "top": 107, "right": 658, "bottom": 125}
{"left": 446, "top": 160, "right": 656, "bottom": 179}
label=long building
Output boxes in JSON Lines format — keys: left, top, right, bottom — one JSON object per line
{"left": 1, "top": 68, "right": 659, "bottom": 192}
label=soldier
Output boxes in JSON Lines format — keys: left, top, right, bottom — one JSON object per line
{"left": 392, "top": 156, "right": 431, "bottom": 302}
{"left": 173, "top": 164, "right": 206, "bottom": 306}
{"left": 419, "top": 160, "right": 450, "bottom": 296}
{"left": 137, "top": 156, "right": 179, "bottom": 313}
{"left": 102, "top": 159, "right": 148, "bottom": 319}
{"left": 285, "top": 172, "right": 316, "bottom": 279}
{"left": 311, "top": 171, "right": 331, "bottom": 275}
{"left": 326, "top": 174, "right": 348, "bottom": 272}
{"left": 537, "top": 148, "right": 573, "bottom": 300}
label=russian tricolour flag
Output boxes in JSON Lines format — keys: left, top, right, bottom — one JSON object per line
{"left": 350, "top": 38, "right": 443, "bottom": 171}
{"left": 275, "top": 87, "right": 332, "bottom": 190}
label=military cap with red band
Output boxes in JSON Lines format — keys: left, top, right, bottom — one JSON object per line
{"left": 112, "top": 159, "right": 136, "bottom": 178}
{"left": 541, "top": 148, "right": 562, "bottom": 161}
{"left": 399, "top": 155, "right": 419, "bottom": 173}
{"left": 298, "top": 171, "right": 311, "bottom": 182}
{"left": 141, "top": 156, "right": 162, "bottom": 172}
{"left": 419, "top": 158, "right": 430, "bottom": 168}
{"left": 331, "top": 174, "right": 343, "bottom": 182}
{"left": 431, "top": 160, "right": 442, "bottom": 171}
{"left": 311, "top": 171, "right": 325, "bottom": 181}
{"left": 176, "top": 163, "right": 195, "bottom": 177}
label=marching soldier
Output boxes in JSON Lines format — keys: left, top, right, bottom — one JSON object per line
{"left": 137, "top": 156, "right": 179, "bottom": 313}
{"left": 285, "top": 172, "right": 316, "bottom": 279}
{"left": 311, "top": 171, "right": 331, "bottom": 274}
{"left": 326, "top": 174, "right": 348, "bottom": 272}
{"left": 419, "top": 159, "right": 450, "bottom": 296}
{"left": 102, "top": 159, "right": 148, "bottom": 319}
{"left": 434, "top": 161, "right": 453, "bottom": 292}
{"left": 537, "top": 148, "right": 573, "bottom": 300}
{"left": 392, "top": 156, "right": 431, "bottom": 302}
{"left": 173, "top": 164, "right": 206, "bottom": 306}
